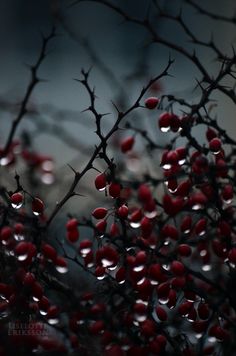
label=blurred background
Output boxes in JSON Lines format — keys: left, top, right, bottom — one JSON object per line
{"left": 0, "top": 0, "right": 236, "bottom": 217}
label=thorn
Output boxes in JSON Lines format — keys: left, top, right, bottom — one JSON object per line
{"left": 67, "top": 164, "right": 77, "bottom": 174}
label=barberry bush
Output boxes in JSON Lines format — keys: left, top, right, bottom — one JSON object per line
{"left": 0, "top": 1, "right": 236, "bottom": 355}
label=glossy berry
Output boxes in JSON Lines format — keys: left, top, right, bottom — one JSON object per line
{"left": 170, "top": 261, "right": 185, "bottom": 276}
{"left": 92, "top": 207, "right": 108, "bottom": 219}
{"left": 155, "top": 306, "right": 167, "bottom": 321}
{"left": 66, "top": 218, "right": 78, "bottom": 231}
{"left": 32, "top": 197, "right": 44, "bottom": 215}
{"left": 117, "top": 205, "right": 129, "bottom": 219}
{"left": 209, "top": 137, "right": 222, "bottom": 154}
{"left": 10, "top": 192, "right": 23, "bottom": 208}
{"left": 109, "top": 182, "right": 121, "bottom": 198}
{"left": 145, "top": 96, "right": 159, "bottom": 109}
{"left": 95, "top": 173, "right": 107, "bottom": 191}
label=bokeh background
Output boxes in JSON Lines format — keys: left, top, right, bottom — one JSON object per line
{"left": 0, "top": 0, "right": 235, "bottom": 216}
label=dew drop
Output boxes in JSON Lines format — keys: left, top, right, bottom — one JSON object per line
{"left": 202, "top": 264, "right": 211, "bottom": 272}
{"left": 134, "top": 314, "right": 147, "bottom": 322}
{"left": 162, "top": 163, "right": 171, "bottom": 170}
{"left": 160, "top": 127, "right": 170, "bottom": 133}
{"left": 130, "top": 221, "right": 141, "bottom": 229}
{"left": 17, "top": 254, "right": 28, "bottom": 261}
{"left": 98, "top": 187, "right": 106, "bottom": 192}
{"left": 158, "top": 297, "right": 169, "bottom": 305}
{"left": 39, "top": 310, "right": 47, "bottom": 316}
{"left": 144, "top": 210, "right": 157, "bottom": 219}
{"left": 136, "top": 277, "right": 146, "bottom": 285}
{"left": 11, "top": 202, "right": 23, "bottom": 209}
{"left": 208, "top": 336, "right": 217, "bottom": 343}
{"left": 133, "top": 265, "right": 144, "bottom": 272}
{"left": 80, "top": 248, "right": 91, "bottom": 257}
{"left": 192, "top": 204, "right": 203, "bottom": 210}
{"left": 48, "top": 318, "right": 59, "bottom": 325}
{"left": 14, "top": 234, "right": 25, "bottom": 242}
{"left": 55, "top": 266, "right": 68, "bottom": 274}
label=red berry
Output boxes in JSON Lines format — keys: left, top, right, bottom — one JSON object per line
{"left": 67, "top": 228, "right": 79, "bottom": 243}
{"left": 222, "top": 184, "right": 233, "bottom": 203}
{"left": 171, "top": 261, "right": 185, "bottom": 276}
{"left": 120, "top": 136, "right": 135, "bottom": 153}
{"left": 42, "top": 244, "right": 57, "bottom": 262}
{"left": 156, "top": 306, "right": 167, "bottom": 321}
{"left": 66, "top": 218, "right": 78, "bottom": 231}
{"left": 117, "top": 205, "right": 129, "bottom": 219}
{"left": 10, "top": 192, "right": 23, "bottom": 208}
{"left": 92, "top": 207, "right": 108, "bottom": 219}
{"left": 145, "top": 96, "right": 159, "bottom": 109}
{"left": 159, "top": 112, "right": 171, "bottom": 132}
{"left": 206, "top": 128, "right": 217, "bottom": 142}
{"left": 109, "top": 182, "right": 121, "bottom": 198}
{"left": 32, "top": 197, "right": 44, "bottom": 215}
{"left": 177, "top": 244, "right": 192, "bottom": 257}
{"left": 96, "top": 220, "right": 107, "bottom": 234}
{"left": 209, "top": 137, "right": 221, "bottom": 154}
{"left": 0, "top": 226, "right": 13, "bottom": 242}
{"left": 95, "top": 173, "right": 107, "bottom": 191}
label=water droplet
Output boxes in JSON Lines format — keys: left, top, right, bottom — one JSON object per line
{"left": 98, "top": 187, "right": 106, "bottom": 192}
{"left": 118, "top": 280, "right": 125, "bottom": 284}
{"left": 0, "top": 310, "right": 9, "bottom": 319}
{"left": 133, "top": 265, "right": 144, "bottom": 272}
{"left": 32, "top": 211, "right": 40, "bottom": 216}
{"left": 150, "top": 279, "right": 159, "bottom": 285}
{"left": 14, "top": 234, "right": 25, "bottom": 241}
{"left": 80, "top": 248, "right": 91, "bottom": 257}
{"left": 162, "top": 163, "right": 171, "bottom": 170}
{"left": 39, "top": 310, "right": 47, "bottom": 316}
{"left": 192, "top": 204, "right": 203, "bottom": 210}
{"left": 144, "top": 210, "right": 157, "bottom": 219}
{"left": 208, "top": 336, "right": 217, "bottom": 343}
{"left": 196, "top": 333, "right": 202, "bottom": 339}
{"left": 160, "top": 127, "right": 170, "bottom": 133}
{"left": 183, "top": 229, "right": 191, "bottom": 234}
{"left": 33, "top": 296, "right": 40, "bottom": 302}
{"left": 136, "top": 277, "right": 146, "bottom": 285}
{"left": 202, "top": 264, "right": 211, "bottom": 272}
{"left": 130, "top": 221, "right": 141, "bottom": 229}
{"left": 11, "top": 202, "right": 23, "bottom": 209}
{"left": 87, "top": 262, "right": 94, "bottom": 268}
{"left": 158, "top": 297, "right": 169, "bottom": 305}
{"left": 178, "top": 158, "right": 186, "bottom": 165}
{"left": 162, "top": 264, "right": 170, "bottom": 271}
{"left": 101, "top": 258, "right": 114, "bottom": 268}
{"left": 134, "top": 314, "right": 147, "bottom": 322}
{"left": 223, "top": 198, "right": 232, "bottom": 205}
{"left": 17, "top": 254, "right": 28, "bottom": 261}
{"left": 97, "top": 275, "right": 106, "bottom": 280}
{"left": 200, "top": 250, "right": 207, "bottom": 257}
{"left": 55, "top": 266, "right": 68, "bottom": 273}
{"left": 48, "top": 318, "right": 59, "bottom": 325}
{"left": 107, "top": 265, "right": 117, "bottom": 271}
{"left": 168, "top": 187, "right": 178, "bottom": 194}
